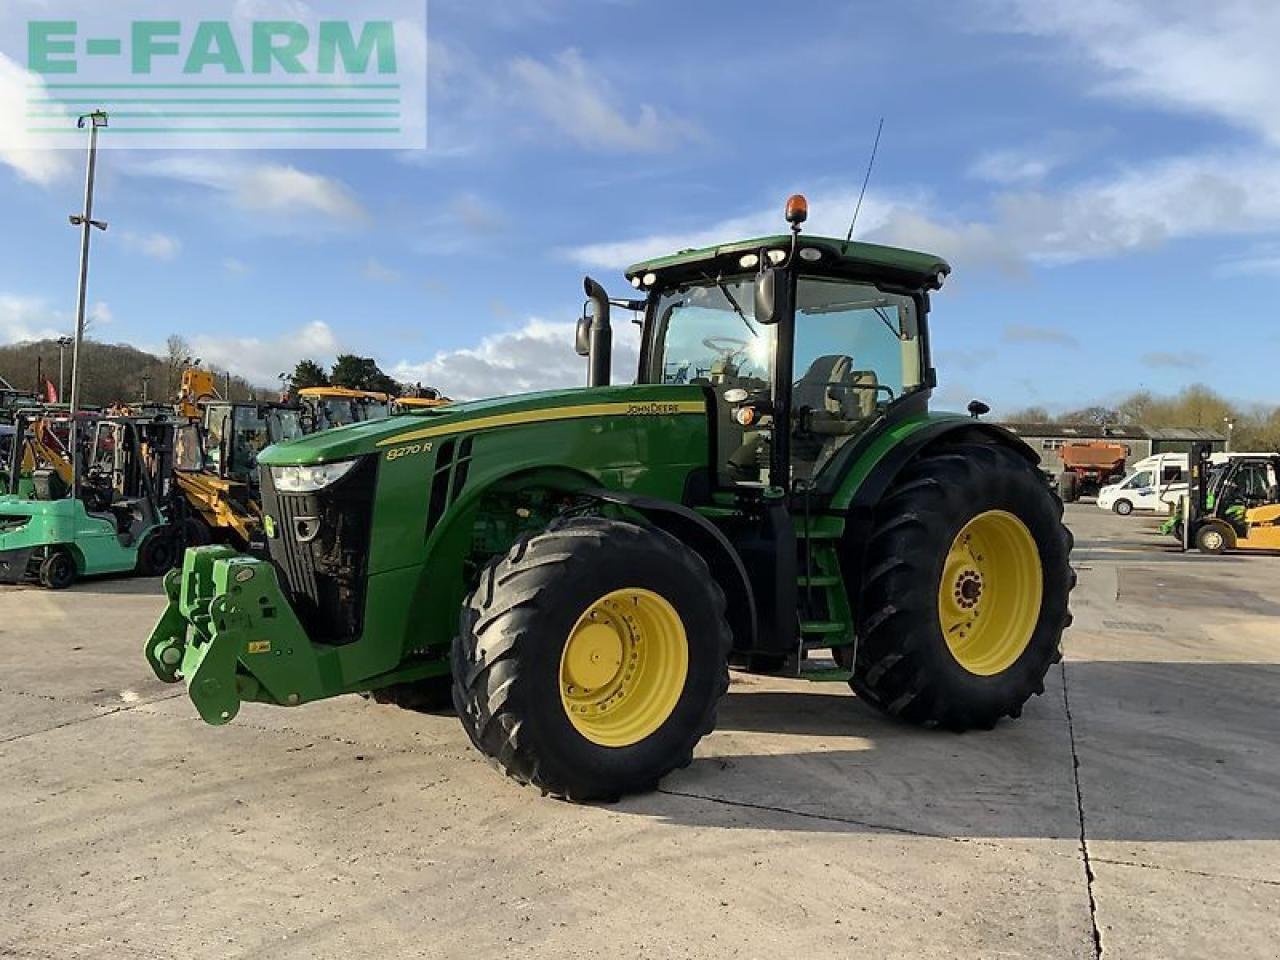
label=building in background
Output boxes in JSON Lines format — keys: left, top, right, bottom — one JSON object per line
{"left": 999, "top": 423, "right": 1228, "bottom": 477}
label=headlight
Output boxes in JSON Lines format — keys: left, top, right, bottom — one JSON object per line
{"left": 271, "top": 460, "right": 358, "bottom": 493}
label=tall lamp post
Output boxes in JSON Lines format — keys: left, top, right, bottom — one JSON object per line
{"left": 56, "top": 335, "right": 74, "bottom": 400}
{"left": 66, "top": 110, "right": 109, "bottom": 495}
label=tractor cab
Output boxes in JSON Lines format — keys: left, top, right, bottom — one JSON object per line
{"left": 611, "top": 196, "right": 946, "bottom": 500}
{"left": 181, "top": 401, "right": 305, "bottom": 484}
{"left": 171, "top": 400, "right": 305, "bottom": 548}
{"left": 392, "top": 385, "right": 451, "bottom": 415}
{"left": 297, "top": 387, "right": 392, "bottom": 432}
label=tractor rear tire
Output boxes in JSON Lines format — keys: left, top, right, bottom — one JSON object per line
{"left": 452, "top": 516, "right": 731, "bottom": 802}
{"left": 850, "top": 443, "right": 1074, "bottom": 730}
{"left": 38, "top": 549, "right": 76, "bottom": 590}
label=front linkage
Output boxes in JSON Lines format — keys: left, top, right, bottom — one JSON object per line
{"left": 146, "top": 546, "right": 329, "bottom": 724}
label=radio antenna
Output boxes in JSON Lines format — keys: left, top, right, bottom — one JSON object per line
{"left": 843, "top": 116, "right": 884, "bottom": 250}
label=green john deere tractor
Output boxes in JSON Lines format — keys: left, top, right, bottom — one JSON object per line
{"left": 147, "top": 196, "right": 1074, "bottom": 801}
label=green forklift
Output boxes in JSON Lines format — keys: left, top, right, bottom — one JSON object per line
{"left": 148, "top": 196, "right": 1074, "bottom": 800}
{"left": 1, "top": 413, "right": 181, "bottom": 588}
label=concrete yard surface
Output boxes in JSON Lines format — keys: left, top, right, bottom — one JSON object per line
{"left": 1, "top": 504, "right": 1277, "bottom": 959}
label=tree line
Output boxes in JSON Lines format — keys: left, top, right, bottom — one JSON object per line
{"left": 0, "top": 335, "right": 268, "bottom": 406}
{"left": 0, "top": 334, "right": 436, "bottom": 408}
{"left": 1003, "top": 384, "right": 1280, "bottom": 451}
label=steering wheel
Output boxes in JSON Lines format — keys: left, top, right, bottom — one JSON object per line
{"left": 702, "top": 337, "right": 748, "bottom": 361}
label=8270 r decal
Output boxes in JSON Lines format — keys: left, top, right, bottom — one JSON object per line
{"left": 385, "top": 441, "right": 433, "bottom": 461}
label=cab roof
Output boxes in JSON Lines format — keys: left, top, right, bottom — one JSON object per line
{"left": 297, "top": 386, "right": 391, "bottom": 402}
{"left": 625, "top": 234, "right": 950, "bottom": 290}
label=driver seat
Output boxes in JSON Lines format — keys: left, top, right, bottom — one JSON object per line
{"left": 792, "top": 356, "right": 880, "bottom": 479}
{"left": 793, "top": 355, "right": 853, "bottom": 417}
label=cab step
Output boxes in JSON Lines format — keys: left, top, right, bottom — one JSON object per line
{"left": 797, "top": 574, "right": 840, "bottom": 587}
{"left": 800, "top": 620, "right": 845, "bottom": 635}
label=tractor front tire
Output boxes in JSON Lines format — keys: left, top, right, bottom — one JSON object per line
{"left": 452, "top": 516, "right": 731, "bottom": 802}
{"left": 850, "top": 443, "right": 1074, "bottom": 730}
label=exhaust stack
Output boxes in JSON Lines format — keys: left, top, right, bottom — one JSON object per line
{"left": 583, "top": 276, "right": 612, "bottom": 387}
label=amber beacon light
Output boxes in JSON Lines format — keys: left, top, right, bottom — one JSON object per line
{"left": 785, "top": 193, "right": 809, "bottom": 225}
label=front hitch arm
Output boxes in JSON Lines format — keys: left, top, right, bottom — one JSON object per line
{"left": 144, "top": 547, "right": 321, "bottom": 725}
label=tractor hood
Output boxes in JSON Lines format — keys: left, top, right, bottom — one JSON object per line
{"left": 258, "top": 384, "right": 707, "bottom": 466}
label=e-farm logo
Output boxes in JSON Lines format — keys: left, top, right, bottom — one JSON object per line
{"left": 19, "top": 1, "right": 426, "bottom": 149}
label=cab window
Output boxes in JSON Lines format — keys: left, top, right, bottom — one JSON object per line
{"left": 1124, "top": 470, "right": 1153, "bottom": 489}
{"left": 791, "top": 278, "right": 923, "bottom": 480}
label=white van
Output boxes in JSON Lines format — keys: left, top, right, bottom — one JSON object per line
{"left": 1097, "top": 454, "right": 1186, "bottom": 515}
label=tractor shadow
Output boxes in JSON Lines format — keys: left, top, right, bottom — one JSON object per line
{"left": 618, "top": 661, "right": 1280, "bottom": 843}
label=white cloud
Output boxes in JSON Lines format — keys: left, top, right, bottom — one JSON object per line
{"left": 1002, "top": 323, "right": 1078, "bottom": 347}
{"left": 969, "top": 148, "right": 1060, "bottom": 185}
{"left": 223, "top": 258, "right": 251, "bottom": 275}
{"left": 569, "top": 148, "right": 1280, "bottom": 273}
{"left": 89, "top": 301, "right": 113, "bottom": 326}
{"left": 391, "top": 317, "right": 640, "bottom": 401}
{"left": 1142, "top": 351, "right": 1202, "bottom": 370}
{"left": 1215, "top": 243, "right": 1280, "bottom": 278}
{"left": 190, "top": 321, "right": 341, "bottom": 387}
{"left": 0, "top": 294, "right": 68, "bottom": 345}
{"left": 362, "top": 258, "right": 401, "bottom": 283}
{"left": 119, "top": 231, "right": 182, "bottom": 261}
{"left": 991, "top": 0, "right": 1280, "bottom": 145}
{"left": 0, "top": 53, "right": 75, "bottom": 185}
{"left": 449, "top": 193, "right": 504, "bottom": 234}
{"left": 128, "top": 155, "right": 368, "bottom": 226}
{"left": 509, "top": 49, "right": 700, "bottom": 153}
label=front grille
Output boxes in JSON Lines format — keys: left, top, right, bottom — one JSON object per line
{"left": 259, "top": 456, "right": 377, "bottom": 645}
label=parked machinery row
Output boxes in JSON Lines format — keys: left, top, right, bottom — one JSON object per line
{"left": 0, "top": 369, "right": 449, "bottom": 587}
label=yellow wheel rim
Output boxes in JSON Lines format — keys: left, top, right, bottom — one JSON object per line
{"left": 937, "top": 510, "right": 1043, "bottom": 676}
{"left": 559, "top": 588, "right": 689, "bottom": 747}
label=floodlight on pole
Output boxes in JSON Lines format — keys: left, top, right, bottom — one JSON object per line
{"left": 56, "top": 335, "right": 74, "bottom": 399}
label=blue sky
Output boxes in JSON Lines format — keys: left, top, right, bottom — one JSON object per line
{"left": 2, "top": 0, "right": 1279, "bottom": 413}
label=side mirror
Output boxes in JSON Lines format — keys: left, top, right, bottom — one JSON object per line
{"left": 574, "top": 314, "right": 591, "bottom": 357}
{"left": 753, "top": 268, "right": 786, "bottom": 325}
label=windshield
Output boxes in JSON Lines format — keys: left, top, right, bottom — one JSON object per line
{"left": 268, "top": 409, "right": 304, "bottom": 442}
{"left": 650, "top": 278, "right": 772, "bottom": 388}
{"left": 229, "top": 406, "right": 275, "bottom": 477}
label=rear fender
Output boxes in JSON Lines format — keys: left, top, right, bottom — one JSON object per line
{"left": 835, "top": 418, "right": 1040, "bottom": 602}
